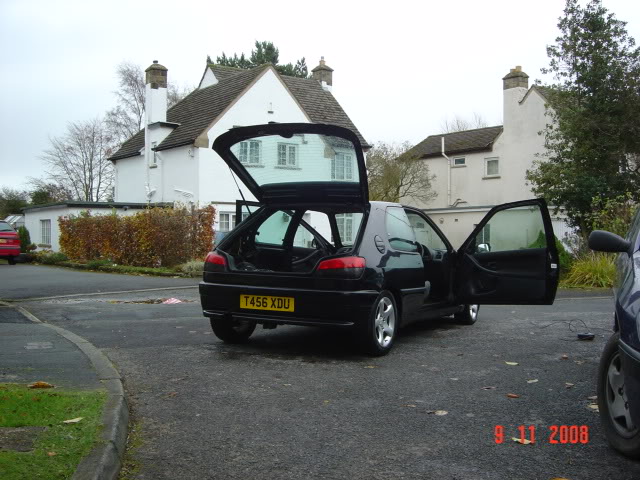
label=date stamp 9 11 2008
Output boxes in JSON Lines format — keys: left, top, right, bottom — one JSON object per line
{"left": 495, "top": 425, "right": 590, "bottom": 445}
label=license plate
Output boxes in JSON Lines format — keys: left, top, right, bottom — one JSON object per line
{"left": 240, "top": 294, "right": 294, "bottom": 312}
{"left": 0, "top": 239, "right": 6, "bottom": 243}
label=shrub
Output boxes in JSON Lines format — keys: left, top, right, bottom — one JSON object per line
{"left": 35, "top": 250, "right": 69, "bottom": 265}
{"left": 528, "top": 231, "right": 573, "bottom": 272}
{"left": 58, "top": 205, "right": 215, "bottom": 268}
{"left": 16, "top": 226, "right": 31, "bottom": 253}
{"left": 561, "top": 252, "right": 616, "bottom": 288}
{"left": 86, "top": 258, "right": 114, "bottom": 270}
{"left": 587, "top": 193, "right": 638, "bottom": 237}
{"left": 179, "top": 259, "right": 205, "bottom": 277}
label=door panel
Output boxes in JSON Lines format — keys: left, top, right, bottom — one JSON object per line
{"left": 456, "top": 199, "right": 559, "bottom": 305}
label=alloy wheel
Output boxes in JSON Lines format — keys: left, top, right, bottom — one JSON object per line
{"left": 605, "top": 352, "right": 638, "bottom": 438}
{"left": 374, "top": 297, "right": 395, "bottom": 348}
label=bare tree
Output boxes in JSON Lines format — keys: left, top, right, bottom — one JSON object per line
{"left": 367, "top": 141, "right": 437, "bottom": 205}
{"left": 439, "top": 113, "right": 488, "bottom": 133}
{"left": 41, "top": 118, "right": 115, "bottom": 202}
{"left": 105, "top": 61, "right": 193, "bottom": 146}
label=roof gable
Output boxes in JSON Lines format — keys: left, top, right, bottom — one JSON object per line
{"left": 408, "top": 126, "right": 504, "bottom": 159}
{"left": 110, "top": 64, "right": 368, "bottom": 161}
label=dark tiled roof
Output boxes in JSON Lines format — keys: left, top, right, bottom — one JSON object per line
{"left": 281, "top": 76, "right": 368, "bottom": 148}
{"left": 407, "top": 126, "right": 503, "bottom": 159}
{"left": 110, "top": 66, "right": 268, "bottom": 160}
{"left": 110, "top": 64, "right": 368, "bottom": 161}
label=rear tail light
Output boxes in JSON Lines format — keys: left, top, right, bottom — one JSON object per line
{"left": 316, "top": 256, "right": 365, "bottom": 278}
{"left": 204, "top": 252, "right": 227, "bottom": 272}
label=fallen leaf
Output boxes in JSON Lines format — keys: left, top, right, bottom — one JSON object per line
{"left": 283, "top": 384, "right": 291, "bottom": 386}
{"left": 434, "top": 410, "right": 448, "bottom": 416}
{"left": 507, "top": 393, "right": 521, "bottom": 399}
{"left": 323, "top": 400, "right": 330, "bottom": 404}
{"left": 550, "top": 477, "right": 570, "bottom": 480}
{"left": 481, "top": 386, "right": 496, "bottom": 390}
{"left": 167, "top": 391, "right": 178, "bottom": 398}
{"left": 561, "top": 354, "right": 569, "bottom": 360}
{"left": 565, "top": 383, "right": 575, "bottom": 388}
{"left": 62, "top": 417, "right": 83, "bottom": 424}
{"left": 505, "top": 361, "right": 519, "bottom": 366}
{"left": 404, "top": 404, "right": 417, "bottom": 408}
{"left": 512, "top": 437, "right": 533, "bottom": 445}
{"left": 588, "top": 403, "right": 599, "bottom": 412}
{"left": 28, "top": 381, "right": 54, "bottom": 389}
{"left": 449, "top": 378, "right": 459, "bottom": 381}
{"left": 587, "top": 395, "right": 597, "bottom": 401}
{"left": 47, "top": 451, "right": 57, "bottom": 456}
{"left": 364, "top": 365, "right": 377, "bottom": 369}
{"left": 527, "top": 379, "right": 539, "bottom": 384}
{"left": 574, "top": 360, "right": 585, "bottom": 365}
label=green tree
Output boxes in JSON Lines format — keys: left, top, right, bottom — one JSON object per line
{"left": 214, "top": 41, "right": 308, "bottom": 78}
{"left": 0, "top": 187, "right": 29, "bottom": 218}
{"left": 367, "top": 142, "right": 437, "bottom": 205}
{"left": 526, "top": 0, "right": 640, "bottom": 234}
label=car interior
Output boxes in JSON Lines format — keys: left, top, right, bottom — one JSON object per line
{"left": 220, "top": 207, "right": 365, "bottom": 274}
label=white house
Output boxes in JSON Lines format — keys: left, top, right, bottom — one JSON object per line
{"left": 109, "top": 58, "right": 368, "bottom": 243}
{"left": 403, "top": 66, "right": 570, "bottom": 247}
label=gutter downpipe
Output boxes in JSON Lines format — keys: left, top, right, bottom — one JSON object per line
{"left": 441, "top": 137, "right": 451, "bottom": 207}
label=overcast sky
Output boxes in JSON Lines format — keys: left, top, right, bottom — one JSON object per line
{"left": 1, "top": 0, "right": 639, "bottom": 192}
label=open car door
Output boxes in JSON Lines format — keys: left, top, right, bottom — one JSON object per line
{"left": 455, "top": 199, "right": 559, "bottom": 305}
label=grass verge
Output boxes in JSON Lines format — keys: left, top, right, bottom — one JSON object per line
{"left": 0, "top": 383, "right": 106, "bottom": 480}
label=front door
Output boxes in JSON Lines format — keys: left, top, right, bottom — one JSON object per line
{"left": 455, "top": 199, "right": 559, "bottom": 305}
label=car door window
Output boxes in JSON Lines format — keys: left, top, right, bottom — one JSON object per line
{"left": 386, "top": 207, "right": 418, "bottom": 252}
{"left": 406, "top": 212, "right": 448, "bottom": 251}
{"left": 256, "top": 210, "right": 293, "bottom": 245}
{"left": 467, "top": 204, "right": 547, "bottom": 253}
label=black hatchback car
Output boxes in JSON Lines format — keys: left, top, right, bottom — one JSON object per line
{"left": 589, "top": 219, "right": 640, "bottom": 458}
{"left": 199, "top": 123, "right": 560, "bottom": 355}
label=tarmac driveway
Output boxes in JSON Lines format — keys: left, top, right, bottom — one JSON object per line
{"left": 14, "top": 283, "right": 640, "bottom": 480}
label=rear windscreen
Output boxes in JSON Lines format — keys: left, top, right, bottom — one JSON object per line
{"left": 229, "top": 133, "right": 359, "bottom": 187}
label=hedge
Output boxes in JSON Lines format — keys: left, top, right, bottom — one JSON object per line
{"left": 58, "top": 206, "right": 215, "bottom": 267}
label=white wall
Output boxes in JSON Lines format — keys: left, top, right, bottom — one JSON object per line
{"left": 24, "top": 206, "right": 143, "bottom": 252}
{"left": 410, "top": 88, "right": 550, "bottom": 211}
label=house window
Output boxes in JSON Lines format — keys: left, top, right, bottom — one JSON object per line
{"left": 219, "top": 212, "right": 236, "bottom": 232}
{"left": 40, "top": 219, "right": 51, "bottom": 245}
{"left": 239, "top": 141, "right": 261, "bottom": 165}
{"left": 277, "top": 143, "right": 297, "bottom": 167}
{"left": 485, "top": 157, "right": 499, "bottom": 177}
{"left": 335, "top": 213, "right": 354, "bottom": 244}
{"left": 453, "top": 157, "right": 466, "bottom": 166}
{"left": 150, "top": 141, "right": 158, "bottom": 166}
{"left": 474, "top": 223, "right": 491, "bottom": 244}
{"left": 331, "top": 153, "right": 354, "bottom": 180}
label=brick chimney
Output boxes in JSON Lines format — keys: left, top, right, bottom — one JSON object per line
{"left": 145, "top": 60, "right": 168, "bottom": 125}
{"left": 502, "top": 65, "right": 529, "bottom": 90}
{"left": 311, "top": 57, "right": 333, "bottom": 92}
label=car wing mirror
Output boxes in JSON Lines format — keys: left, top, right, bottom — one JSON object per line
{"left": 477, "top": 243, "right": 491, "bottom": 253}
{"left": 588, "top": 230, "right": 631, "bottom": 253}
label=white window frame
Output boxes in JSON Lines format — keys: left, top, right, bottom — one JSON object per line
{"left": 277, "top": 143, "right": 298, "bottom": 167}
{"left": 331, "top": 153, "right": 354, "bottom": 181}
{"left": 40, "top": 219, "right": 51, "bottom": 245}
{"left": 484, "top": 157, "right": 500, "bottom": 178}
{"left": 335, "top": 213, "right": 354, "bottom": 244}
{"left": 238, "top": 140, "right": 262, "bottom": 165}
{"left": 453, "top": 157, "right": 466, "bottom": 167}
{"left": 219, "top": 212, "right": 237, "bottom": 232}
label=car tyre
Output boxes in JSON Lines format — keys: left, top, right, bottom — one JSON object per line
{"left": 455, "top": 304, "right": 479, "bottom": 325}
{"left": 597, "top": 332, "right": 640, "bottom": 458}
{"left": 360, "top": 291, "right": 398, "bottom": 357}
{"left": 210, "top": 317, "right": 257, "bottom": 344}
{"left": 7, "top": 257, "right": 17, "bottom": 265}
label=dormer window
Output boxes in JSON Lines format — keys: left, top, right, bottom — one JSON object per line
{"left": 239, "top": 140, "right": 261, "bottom": 165}
{"left": 331, "top": 152, "right": 354, "bottom": 180}
{"left": 277, "top": 143, "right": 297, "bottom": 167}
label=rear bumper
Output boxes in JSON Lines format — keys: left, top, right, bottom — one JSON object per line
{"left": 0, "top": 246, "right": 20, "bottom": 257}
{"left": 620, "top": 340, "right": 640, "bottom": 426}
{"left": 199, "top": 281, "right": 378, "bottom": 327}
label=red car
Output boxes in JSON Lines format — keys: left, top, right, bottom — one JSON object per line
{"left": 0, "top": 221, "right": 20, "bottom": 265}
